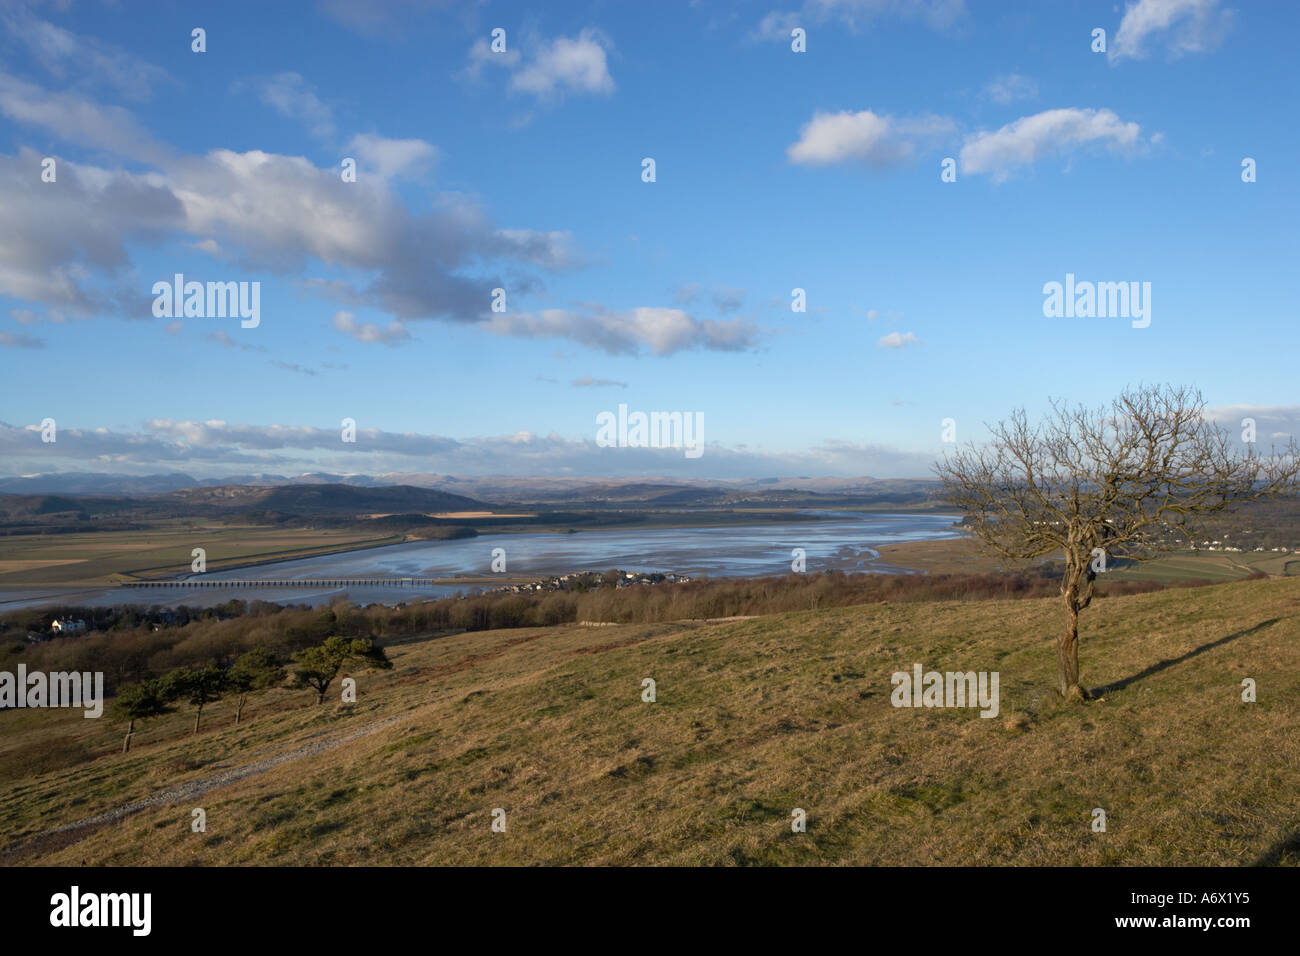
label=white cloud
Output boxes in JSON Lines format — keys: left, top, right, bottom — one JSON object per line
{"left": 0, "top": 76, "right": 766, "bottom": 357}
{"left": 333, "top": 310, "right": 412, "bottom": 345}
{"left": 0, "top": 420, "right": 938, "bottom": 479}
{"left": 1206, "top": 405, "right": 1300, "bottom": 448}
{"left": 0, "top": 140, "right": 574, "bottom": 331}
{"left": 877, "top": 331, "right": 918, "bottom": 348}
{"left": 0, "top": 73, "right": 169, "bottom": 164}
{"left": 483, "top": 306, "right": 757, "bottom": 356}
{"left": 249, "top": 72, "right": 336, "bottom": 139}
{"left": 1, "top": 9, "right": 170, "bottom": 100}
{"left": 1110, "top": 0, "right": 1234, "bottom": 62}
{"left": 571, "top": 376, "right": 628, "bottom": 388}
{"left": 755, "top": 11, "right": 802, "bottom": 40}
{"left": 465, "top": 36, "right": 522, "bottom": 79}
{"left": 0, "top": 147, "right": 180, "bottom": 316}
{"left": 959, "top": 108, "right": 1144, "bottom": 180}
{"left": 757, "top": 0, "right": 965, "bottom": 38}
{"left": 788, "top": 109, "right": 954, "bottom": 167}
{"left": 492, "top": 229, "right": 578, "bottom": 270}
{"left": 345, "top": 133, "right": 437, "bottom": 180}
{"left": 509, "top": 30, "right": 615, "bottom": 100}
{"left": 159, "top": 149, "right": 575, "bottom": 321}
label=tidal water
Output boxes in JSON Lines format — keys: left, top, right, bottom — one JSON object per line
{"left": 1, "top": 511, "right": 962, "bottom": 610}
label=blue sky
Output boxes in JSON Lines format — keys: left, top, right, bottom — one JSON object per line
{"left": 1, "top": 0, "right": 1297, "bottom": 479}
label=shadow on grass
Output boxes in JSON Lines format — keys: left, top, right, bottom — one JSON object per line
{"left": 1252, "top": 829, "right": 1300, "bottom": 866}
{"left": 0, "top": 818, "right": 110, "bottom": 865}
{"left": 1093, "top": 618, "right": 1280, "bottom": 696}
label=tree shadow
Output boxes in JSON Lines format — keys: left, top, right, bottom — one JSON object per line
{"left": 1252, "top": 829, "right": 1300, "bottom": 866}
{"left": 1092, "top": 618, "right": 1280, "bottom": 696}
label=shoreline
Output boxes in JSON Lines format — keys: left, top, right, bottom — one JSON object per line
{"left": 0, "top": 512, "right": 964, "bottom": 610}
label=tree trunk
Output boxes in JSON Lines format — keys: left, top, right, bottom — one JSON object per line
{"left": 193, "top": 703, "right": 202, "bottom": 735}
{"left": 1056, "top": 606, "right": 1089, "bottom": 699}
{"left": 235, "top": 694, "right": 246, "bottom": 725}
{"left": 123, "top": 718, "right": 134, "bottom": 754}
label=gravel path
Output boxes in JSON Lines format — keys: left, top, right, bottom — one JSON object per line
{"left": 48, "top": 711, "right": 414, "bottom": 835}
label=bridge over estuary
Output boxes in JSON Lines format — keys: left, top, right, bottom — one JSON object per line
{"left": 121, "top": 578, "right": 442, "bottom": 590}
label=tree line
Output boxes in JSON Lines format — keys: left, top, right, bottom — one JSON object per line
{"left": 113, "top": 636, "right": 391, "bottom": 752}
{"left": 8, "top": 565, "right": 1220, "bottom": 707}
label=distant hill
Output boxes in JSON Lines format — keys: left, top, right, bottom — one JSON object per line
{"left": 169, "top": 483, "right": 485, "bottom": 516}
{"left": 0, "top": 473, "right": 209, "bottom": 496}
{"left": 0, "top": 471, "right": 940, "bottom": 502}
{"left": 0, "top": 494, "right": 150, "bottom": 521}
{"left": 0, "top": 474, "right": 952, "bottom": 518}
{"left": 0, "top": 484, "right": 488, "bottom": 529}
{"left": 542, "top": 478, "right": 944, "bottom": 509}
{"left": 556, "top": 482, "right": 724, "bottom": 504}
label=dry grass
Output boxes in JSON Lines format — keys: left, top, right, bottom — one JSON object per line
{"left": 0, "top": 559, "right": 88, "bottom": 572}
{"left": 0, "top": 527, "right": 399, "bottom": 586}
{"left": 875, "top": 536, "right": 1017, "bottom": 574}
{"left": 2, "top": 576, "right": 1297, "bottom": 866}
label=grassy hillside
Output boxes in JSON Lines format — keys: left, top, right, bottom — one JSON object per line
{"left": 169, "top": 483, "right": 486, "bottom": 515}
{"left": 2, "top": 576, "right": 1297, "bottom": 865}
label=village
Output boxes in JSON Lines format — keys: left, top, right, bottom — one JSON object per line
{"left": 485, "top": 569, "right": 693, "bottom": 595}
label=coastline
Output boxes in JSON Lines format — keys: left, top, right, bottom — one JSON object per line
{"left": 0, "top": 511, "right": 965, "bottom": 611}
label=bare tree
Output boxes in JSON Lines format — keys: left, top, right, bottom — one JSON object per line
{"left": 935, "top": 384, "right": 1299, "bottom": 700}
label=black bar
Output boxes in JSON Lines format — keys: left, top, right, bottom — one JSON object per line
{"left": 2, "top": 866, "right": 1284, "bottom": 942}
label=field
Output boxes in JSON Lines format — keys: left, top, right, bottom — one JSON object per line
{"left": 875, "top": 536, "right": 1013, "bottom": 574}
{"left": 882, "top": 536, "right": 1300, "bottom": 583}
{"left": 1108, "top": 551, "right": 1299, "bottom": 582}
{"left": 0, "top": 526, "right": 402, "bottom": 587}
{"left": 2, "top": 575, "right": 1296, "bottom": 866}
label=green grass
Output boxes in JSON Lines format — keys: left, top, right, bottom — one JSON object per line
{"left": 882, "top": 536, "right": 1295, "bottom": 583}
{"left": 1106, "top": 549, "right": 1299, "bottom": 583}
{"left": 2, "top": 575, "right": 1297, "bottom": 865}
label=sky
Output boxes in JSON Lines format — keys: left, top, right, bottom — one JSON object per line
{"left": 1, "top": 0, "right": 1297, "bottom": 480}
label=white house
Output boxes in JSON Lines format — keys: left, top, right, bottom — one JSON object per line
{"left": 50, "top": 618, "right": 86, "bottom": 634}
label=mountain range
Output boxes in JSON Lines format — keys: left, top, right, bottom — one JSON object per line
{"left": 0, "top": 472, "right": 939, "bottom": 502}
